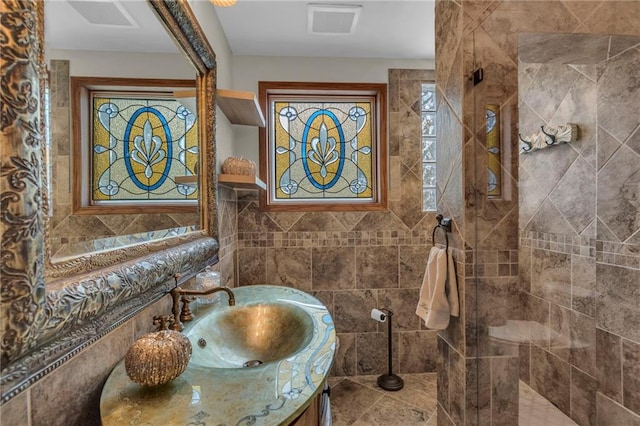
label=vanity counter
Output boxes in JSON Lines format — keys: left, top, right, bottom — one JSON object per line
{"left": 100, "top": 285, "right": 336, "bottom": 425}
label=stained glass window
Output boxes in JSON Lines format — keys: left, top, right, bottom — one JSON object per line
{"left": 91, "top": 94, "right": 198, "bottom": 205}
{"left": 421, "top": 83, "right": 437, "bottom": 211}
{"left": 486, "top": 104, "right": 502, "bottom": 197}
{"left": 260, "top": 82, "right": 387, "bottom": 211}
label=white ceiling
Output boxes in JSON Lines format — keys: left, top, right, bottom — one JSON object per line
{"left": 45, "top": 0, "right": 180, "bottom": 53}
{"left": 215, "top": 0, "right": 435, "bottom": 59}
{"left": 45, "top": 0, "right": 435, "bottom": 60}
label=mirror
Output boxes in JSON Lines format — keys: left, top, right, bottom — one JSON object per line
{"left": 43, "top": 1, "right": 204, "bottom": 280}
{"left": 0, "top": 0, "right": 217, "bottom": 402}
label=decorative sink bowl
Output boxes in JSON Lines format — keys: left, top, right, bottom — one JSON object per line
{"left": 101, "top": 285, "right": 336, "bottom": 426}
{"left": 185, "top": 290, "right": 315, "bottom": 369}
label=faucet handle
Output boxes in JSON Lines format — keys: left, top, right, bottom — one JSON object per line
{"left": 180, "top": 296, "right": 194, "bottom": 323}
{"left": 152, "top": 314, "right": 175, "bottom": 331}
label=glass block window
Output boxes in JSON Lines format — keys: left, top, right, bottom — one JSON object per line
{"left": 421, "top": 83, "right": 437, "bottom": 211}
{"left": 260, "top": 82, "right": 387, "bottom": 211}
{"left": 92, "top": 94, "right": 198, "bottom": 204}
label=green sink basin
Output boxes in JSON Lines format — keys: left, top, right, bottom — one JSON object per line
{"left": 186, "top": 302, "right": 314, "bottom": 369}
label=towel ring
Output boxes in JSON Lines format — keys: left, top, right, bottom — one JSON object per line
{"left": 432, "top": 214, "right": 452, "bottom": 251}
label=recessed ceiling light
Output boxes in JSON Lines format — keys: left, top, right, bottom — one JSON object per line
{"left": 308, "top": 4, "right": 362, "bottom": 35}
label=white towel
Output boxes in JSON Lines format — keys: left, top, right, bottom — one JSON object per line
{"left": 415, "top": 246, "right": 459, "bottom": 329}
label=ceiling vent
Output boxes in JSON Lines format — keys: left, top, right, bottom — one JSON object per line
{"left": 308, "top": 4, "right": 362, "bottom": 35}
{"left": 67, "top": 0, "right": 138, "bottom": 27}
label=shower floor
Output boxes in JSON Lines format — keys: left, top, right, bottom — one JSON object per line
{"left": 329, "top": 374, "right": 577, "bottom": 425}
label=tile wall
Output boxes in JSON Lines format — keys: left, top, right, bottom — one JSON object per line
{"left": 48, "top": 60, "right": 199, "bottom": 256}
{"left": 434, "top": 1, "right": 640, "bottom": 425}
{"left": 211, "top": 184, "right": 238, "bottom": 287}
{"left": 234, "top": 69, "right": 443, "bottom": 377}
{"left": 518, "top": 36, "right": 640, "bottom": 425}
{"left": 433, "top": 1, "right": 468, "bottom": 424}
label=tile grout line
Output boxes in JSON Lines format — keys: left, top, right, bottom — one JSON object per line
{"left": 619, "top": 337, "right": 624, "bottom": 408}
{"left": 351, "top": 375, "right": 437, "bottom": 414}
{"left": 351, "top": 391, "right": 386, "bottom": 424}
{"left": 379, "top": 389, "right": 437, "bottom": 415}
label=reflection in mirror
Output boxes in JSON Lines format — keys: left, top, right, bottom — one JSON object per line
{"left": 1, "top": 0, "right": 217, "bottom": 402}
{"left": 51, "top": 226, "right": 195, "bottom": 262}
{"left": 44, "top": 0, "right": 203, "bottom": 279}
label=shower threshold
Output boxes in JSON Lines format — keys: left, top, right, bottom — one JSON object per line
{"left": 519, "top": 381, "right": 577, "bottom": 426}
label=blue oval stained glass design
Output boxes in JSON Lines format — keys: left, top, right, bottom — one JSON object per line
{"left": 301, "top": 109, "right": 345, "bottom": 190}
{"left": 123, "top": 107, "right": 172, "bottom": 191}
{"left": 92, "top": 96, "right": 198, "bottom": 203}
{"left": 273, "top": 100, "right": 373, "bottom": 200}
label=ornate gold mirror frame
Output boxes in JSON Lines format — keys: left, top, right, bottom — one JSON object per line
{"left": 0, "top": 0, "right": 218, "bottom": 402}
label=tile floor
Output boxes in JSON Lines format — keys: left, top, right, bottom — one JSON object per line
{"left": 328, "top": 373, "right": 437, "bottom": 425}
{"left": 328, "top": 374, "right": 577, "bottom": 425}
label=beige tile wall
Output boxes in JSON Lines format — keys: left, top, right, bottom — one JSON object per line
{"left": 209, "top": 185, "right": 237, "bottom": 288}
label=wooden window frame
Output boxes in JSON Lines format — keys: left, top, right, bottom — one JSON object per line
{"left": 71, "top": 76, "right": 198, "bottom": 215}
{"left": 259, "top": 81, "right": 388, "bottom": 212}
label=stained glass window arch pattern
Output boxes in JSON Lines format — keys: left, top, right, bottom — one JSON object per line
{"left": 261, "top": 82, "right": 387, "bottom": 211}
{"left": 91, "top": 93, "right": 198, "bottom": 205}
{"left": 421, "top": 83, "right": 437, "bottom": 211}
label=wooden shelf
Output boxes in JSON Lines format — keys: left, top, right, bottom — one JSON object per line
{"left": 175, "top": 176, "right": 198, "bottom": 187}
{"left": 218, "top": 174, "right": 266, "bottom": 191}
{"left": 217, "top": 89, "right": 265, "bottom": 127}
{"left": 177, "top": 174, "right": 267, "bottom": 191}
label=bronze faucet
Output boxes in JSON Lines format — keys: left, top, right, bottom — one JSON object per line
{"left": 169, "top": 285, "right": 236, "bottom": 331}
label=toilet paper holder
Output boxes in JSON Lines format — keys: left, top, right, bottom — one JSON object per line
{"left": 371, "top": 308, "right": 386, "bottom": 322}
{"left": 371, "top": 308, "right": 403, "bottom": 391}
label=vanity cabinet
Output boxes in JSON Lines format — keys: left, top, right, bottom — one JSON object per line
{"left": 290, "top": 388, "right": 322, "bottom": 425}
